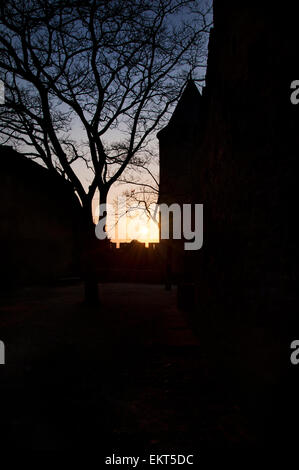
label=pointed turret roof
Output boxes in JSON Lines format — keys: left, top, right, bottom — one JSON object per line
{"left": 157, "top": 79, "right": 202, "bottom": 140}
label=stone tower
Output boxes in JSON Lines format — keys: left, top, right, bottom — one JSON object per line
{"left": 157, "top": 80, "right": 203, "bottom": 287}
{"left": 158, "top": 79, "right": 202, "bottom": 207}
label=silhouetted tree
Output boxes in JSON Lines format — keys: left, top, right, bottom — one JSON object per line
{"left": 114, "top": 147, "right": 159, "bottom": 233}
{"left": 0, "top": 0, "right": 211, "bottom": 302}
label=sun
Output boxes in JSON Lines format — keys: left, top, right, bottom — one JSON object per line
{"left": 137, "top": 224, "right": 150, "bottom": 242}
{"left": 139, "top": 225, "right": 149, "bottom": 237}
{"left": 109, "top": 211, "right": 159, "bottom": 244}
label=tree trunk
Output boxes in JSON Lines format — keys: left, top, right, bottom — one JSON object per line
{"left": 80, "top": 188, "right": 109, "bottom": 306}
{"left": 80, "top": 206, "right": 100, "bottom": 306}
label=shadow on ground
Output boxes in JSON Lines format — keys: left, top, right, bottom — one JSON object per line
{"left": 1, "top": 283, "right": 257, "bottom": 452}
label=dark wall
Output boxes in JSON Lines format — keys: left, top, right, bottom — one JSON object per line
{"left": 0, "top": 146, "right": 82, "bottom": 286}
{"left": 188, "top": 0, "right": 299, "bottom": 444}
{"left": 194, "top": 1, "right": 298, "bottom": 330}
{"left": 157, "top": 1, "right": 299, "bottom": 445}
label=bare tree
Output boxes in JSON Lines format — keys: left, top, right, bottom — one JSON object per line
{"left": 0, "top": 0, "right": 211, "bottom": 301}
{"left": 113, "top": 147, "right": 160, "bottom": 235}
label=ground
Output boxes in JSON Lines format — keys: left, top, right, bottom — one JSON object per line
{"left": 0, "top": 283, "right": 255, "bottom": 452}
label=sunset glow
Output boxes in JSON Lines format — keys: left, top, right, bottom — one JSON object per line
{"left": 109, "top": 214, "right": 159, "bottom": 244}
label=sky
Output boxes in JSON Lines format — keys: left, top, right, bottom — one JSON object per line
{"left": 0, "top": 0, "right": 212, "bottom": 244}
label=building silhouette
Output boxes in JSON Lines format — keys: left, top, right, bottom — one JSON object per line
{"left": 158, "top": 0, "right": 299, "bottom": 439}
{"left": 0, "top": 145, "right": 81, "bottom": 286}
